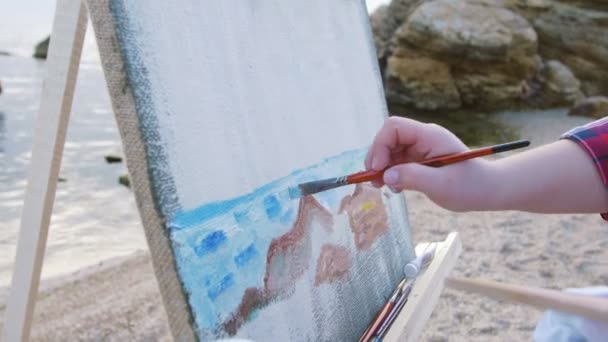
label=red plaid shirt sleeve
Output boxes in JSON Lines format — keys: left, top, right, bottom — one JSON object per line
{"left": 561, "top": 117, "right": 608, "bottom": 220}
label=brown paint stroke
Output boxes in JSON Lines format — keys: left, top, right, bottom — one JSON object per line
{"left": 264, "top": 195, "right": 333, "bottom": 296}
{"left": 223, "top": 195, "right": 332, "bottom": 335}
{"left": 223, "top": 186, "right": 391, "bottom": 335}
{"left": 340, "top": 184, "right": 389, "bottom": 251}
{"left": 314, "top": 244, "right": 352, "bottom": 286}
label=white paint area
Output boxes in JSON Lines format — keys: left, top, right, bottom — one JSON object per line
{"left": 121, "top": 0, "right": 388, "bottom": 210}
{"left": 366, "top": 0, "right": 390, "bottom": 12}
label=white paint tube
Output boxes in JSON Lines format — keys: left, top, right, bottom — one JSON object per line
{"left": 404, "top": 244, "right": 437, "bottom": 279}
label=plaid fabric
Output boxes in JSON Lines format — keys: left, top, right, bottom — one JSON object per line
{"left": 561, "top": 117, "right": 608, "bottom": 220}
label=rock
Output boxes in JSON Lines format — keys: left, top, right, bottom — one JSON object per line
{"left": 0, "top": 79, "right": 2, "bottom": 95}
{"left": 370, "top": 5, "right": 390, "bottom": 58}
{"left": 568, "top": 96, "right": 608, "bottom": 119}
{"left": 370, "top": 0, "right": 426, "bottom": 78}
{"left": 554, "top": 0, "right": 608, "bottom": 11}
{"left": 510, "top": 0, "right": 552, "bottom": 9}
{"left": 118, "top": 175, "right": 130, "bottom": 188}
{"left": 370, "top": 5, "right": 391, "bottom": 78}
{"left": 385, "top": 53, "right": 461, "bottom": 110}
{"left": 538, "top": 60, "right": 583, "bottom": 105}
{"left": 104, "top": 154, "right": 123, "bottom": 163}
{"left": 370, "top": 0, "right": 424, "bottom": 59}
{"left": 384, "top": 0, "right": 540, "bottom": 110}
{"left": 33, "top": 36, "right": 50, "bottom": 59}
{"left": 372, "top": 0, "right": 608, "bottom": 111}
{"left": 396, "top": 1, "right": 537, "bottom": 64}
{"left": 515, "top": 1, "right": 608, "bottom": 95}
{"left": 523, "top": 60, "right": 583, "bottom": 107}
{"left": 0, "top": 51, "right": 9, "bottom": 56}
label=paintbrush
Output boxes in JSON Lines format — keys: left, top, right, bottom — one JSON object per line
{"left": 372, "top": 280, "right": 415, "bottom": 341}
{"left": 359, "top": 245, "right": 438, "bottom": 342}
{"left": 359, "top": 277, "right": 409, "bottom": 342}
{"left": 372, "top": 246, "right": 438, "bottom": 340}
{"left": 289, "top": 139, "right": 530, "bottom": 199}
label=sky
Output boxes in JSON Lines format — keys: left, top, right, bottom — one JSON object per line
{"left": 0, "top": 0, "right": 389, "bottom": 57}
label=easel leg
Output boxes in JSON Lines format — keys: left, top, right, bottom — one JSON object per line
{"left": 2, "top": 1, "right": 87, "bottom": 341}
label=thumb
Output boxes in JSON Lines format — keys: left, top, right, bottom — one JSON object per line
{"left": 383, "top": 163, "right": 444, "bottom": 195}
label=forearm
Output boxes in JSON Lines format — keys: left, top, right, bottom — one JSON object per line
{"left": 483, "top": 140, "right": 608, "bottom": 213}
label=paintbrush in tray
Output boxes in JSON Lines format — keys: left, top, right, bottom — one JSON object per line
{"left": 289, "top": 139, "right": 530, "bottom": 199}
{"left": 359, "top": 245, "right": 438, "bottom": 342}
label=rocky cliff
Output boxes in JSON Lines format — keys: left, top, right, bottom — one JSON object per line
{"left": 372, "top": 0, "right": 605, "bottom": 112}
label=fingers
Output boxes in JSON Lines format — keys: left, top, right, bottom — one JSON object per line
{"left": 370, "top": 179, "right": 384, "bottom": 188}
{"left": 382, "top": 163, "right": 444, "bottom": 195}
{"left": 365, "top": 117, "right": 430, "bottom": 171}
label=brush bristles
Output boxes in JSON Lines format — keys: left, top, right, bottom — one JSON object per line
{"left": 296, "top": 176, "right": 348, "bottom": 197}
{"left": 288, "top": 186, "right": 303, "bottom": 199}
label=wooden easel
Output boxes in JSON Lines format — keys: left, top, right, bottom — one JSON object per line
{"left": 3, "top": 1, "right": 88, "bottom": 341}
{"left": 2, "top": 0, "right": 465, "bottom": 341}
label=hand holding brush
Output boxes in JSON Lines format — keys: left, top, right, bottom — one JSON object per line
{"left": 359, "top": 117, "right": 608, "bottom": 214}
{"left": 290, "top": 139, "right": 529, "bottom": 198}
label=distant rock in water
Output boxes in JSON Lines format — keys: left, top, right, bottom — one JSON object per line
{"left": 118, "top": 175, "right": 130, "bottom": 188}
{"left": 0, "top": 51, "right": 9, "bottom": 56}
{"left": 568, "top": 96, "right": 608, "bottom": 119}
{"left": 105, "top": 154, "right": 123, "bottom": 163}
{"left": 33, "top": 36, "right": 50, "bottom": 59}
{"left": 0, "top": 79, "right": 2, "bottom": 95}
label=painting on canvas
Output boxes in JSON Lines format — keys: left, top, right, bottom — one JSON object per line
{"left": 88, "top": 0, "right": 416, "bottom": 340}
{"left": 169, "top": 150, "right": 413, "bottom": 340}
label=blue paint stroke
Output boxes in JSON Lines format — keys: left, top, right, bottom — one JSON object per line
{"left": 288, "top": 186, "right": 302, "bottom": 199}
{"left": 169, "top": 148, "right": 370, "bottom": 332}
{"left": 171, "top": 180, "right": 284, "bottom": 230}
{"left": 263, "top": 195, "right": 281, "bottom": 220}
{"left": 194, "top": 231, "right": 227, "bottom": 256}
{"left": 207, "top": 273, "right": 234, "bottom": 300}
{"left": 234, "top": 210, "right": 252, "bottom": 225}
{"left": 234, "top": 244, "right": 258, "bottom": 268}
{"left": 280, "top": 208, "right": 295, "bottom": 225}
{"left": 170, "top": 148, "right": 367, "bottom": 231}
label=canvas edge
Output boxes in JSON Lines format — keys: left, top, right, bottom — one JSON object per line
{"left": 84, "top": 1, "right": 197, "bottom": 341}
{"left": 357, "top": 0, "right": 390, "bottom": 121}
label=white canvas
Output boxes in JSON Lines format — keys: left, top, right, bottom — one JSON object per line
{"left": 94, "top": 0, "right": 416, "bottom": 340}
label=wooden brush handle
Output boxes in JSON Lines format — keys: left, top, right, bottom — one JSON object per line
{"left": 344, "top": 149, "right": 493, "bottom": 184}
{"left": 446, "top": 277, "right": 608, "bottom": 323}
{"left": 347, "top": 169, "right": 383, "bottom": 184}
{"left": 346, "top": 140, "right": 529, "bottom": 184}
{"left": 418, "top": 147, "right": 493, "bottom": 167}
